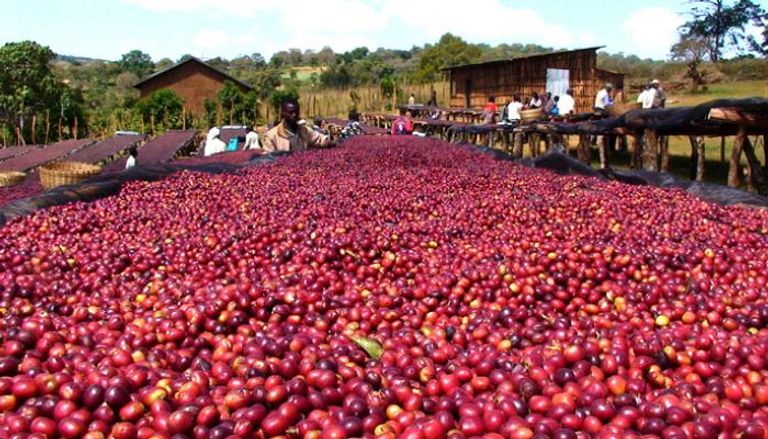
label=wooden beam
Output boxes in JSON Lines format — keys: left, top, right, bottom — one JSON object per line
{"left": 708, "top": 107, "right": 768, "bottom": 128}
{"left": 742, "top": 135, "right": 768, "bottom": 196}
{"left": 728, "top": 129, "right": 745, "bottom": 188}
{"left": 641, "top": 129, "right": 659, "bottom": 171}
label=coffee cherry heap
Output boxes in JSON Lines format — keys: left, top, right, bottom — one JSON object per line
{"left": 1, "top": 136, "right": 768, "bottom": 439}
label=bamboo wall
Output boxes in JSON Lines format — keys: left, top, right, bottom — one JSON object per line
{"left": 447, "top": 50, "right": 625, "bottom": 113}
{"left": 297, "top": 82, "right": 451, "bottom": 120}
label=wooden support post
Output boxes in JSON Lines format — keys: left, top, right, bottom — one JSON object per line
{"left": 689, "top": 136, "right": 705, "bottom": 181}
{"left": 689, "top": 136, "right": 698, "bottom": 180}
{"left": 577, "top": 133, "right": 591, "bottom": 164}
{"left": 512, "top": 131, "right": 524, "bottom": 158}
{"left": 631, "top": 135, "right": 641, "bottom": 169}
{"left": 742, "top": 134, "right": 768, "bottom": 196}
{"left": 529, "top": 133, "right": 539, "bottom": 157}
{"left": 660, "top": 136, "right": 670, "bottom": 172}
{"left": 728, "top": 130, "right": 745, "bottom": 188}
{"left": 720, "top": 136, "right": 726, "bottom": 163}
{"left": 641, "top": 129, "right": 659, "bottom": 171}
{"left": 696, "top": 137, "right": 705, "bottom": 182}
{"left": 598, "top": 136, "right": 607, "bottom": 169}
{"left": 502, "top": 130, "right": 510, "bottom": 153}
{"left": 31, "top": 114, "right": 37, "bottom": 145}
{"left": 44, "top": 110, "right": 50, "bottom": 145}
{"left": 547, "top": 133, "right": 563, "bottom": 154}
{"left": 763, "top": 134, "right": 768, "bottom": 176}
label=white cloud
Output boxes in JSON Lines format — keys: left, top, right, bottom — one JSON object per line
{"left": 193, "top": 29, "right": 233, "bottom": 50}
{"left": 622, "top": 7, "right": 684, "bottom": 59}
{"left": 383, "top": 0, "right": 588, "bottom": 49}
{"left": 122, "top": 0, "right": 676, "bottom": 59}
{"left": 125, "top": 0, "right": 389, "bottom": 57}
{"left": 122, "top": 0, "right": 272, "bottom": 15}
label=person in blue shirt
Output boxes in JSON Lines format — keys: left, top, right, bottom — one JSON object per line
{"left": 548, "top": 96, "right": 560, "bottom": 117}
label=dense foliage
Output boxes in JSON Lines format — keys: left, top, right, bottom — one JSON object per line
{"left": 0, "top": 41, "right": 87, "bottom": 146}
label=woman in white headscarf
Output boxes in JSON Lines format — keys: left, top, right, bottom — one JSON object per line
{"left": 203, "top": 127, "right": 226, "bottom": 157}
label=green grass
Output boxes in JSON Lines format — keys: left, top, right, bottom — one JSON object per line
{"left": 672, "top": 80, "right": 767, "bottom": 107}
{"left": 593, "top": 80, "right": 767, "bottom": 186}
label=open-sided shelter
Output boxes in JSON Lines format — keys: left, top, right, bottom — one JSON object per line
{"left": 134, "top": 57, "right": 253, "bottom": 118}
{"left": 443, "top": 47, "right": 625, "bottom": 114}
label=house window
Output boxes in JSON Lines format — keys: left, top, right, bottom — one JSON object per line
{"left": 546, "top": 69, "right": 570, "bottom": 99}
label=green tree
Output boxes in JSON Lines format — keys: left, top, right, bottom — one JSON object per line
{"left": 413, "top": 33, "right": 482, "bottom": 83}
{"left": 671, "top": 34, "right": 710, "bottom": 91}
{"left": 154, "top": 58, "right": 174, "bottom": 71}
{"left": 136, "top": 89, "right": 184, "bottom": 133}
{"left": 316, "top": 46, "right": 336, "bottom": 66}
{"left": 119, "top": 49, "right": 154, "bottom": 78}
{"left": 251, "top": 52, "right": 266, "bottom": 68}
{"left": 681, "top": 0, "right": 767, "bottom": 61}
{"left": 270, "top": 88, "right": 300, "bottom": 122}
{"left": 0, "top": 40, "right": 66, "bottom": 144}
{"left": 218, "top": 81, "right": 244, "bottom": 125}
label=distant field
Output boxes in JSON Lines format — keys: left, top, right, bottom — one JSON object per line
{"left": 670, "top": 80, "right": 767, "bottom": 106}
{"left": 284, "top": 66, "right": 324, "bottom": 83}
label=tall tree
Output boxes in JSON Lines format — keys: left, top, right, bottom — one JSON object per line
{"left": 0, "top": 41, "right": 63, "bottom": 144}
{"left": 135, "top": 89, "right": 183, "bottom": 133}
{"left": 671, "top": 34, "right": 710, "bottom": 91}
{"left": 413, "top": 33, "right": 482, "bottom": 83}
{"left": 681, "top": 0, "right": 767, "bottom": 61}
{"left": 120, "top": 50, "right": 154, "bottom": 77}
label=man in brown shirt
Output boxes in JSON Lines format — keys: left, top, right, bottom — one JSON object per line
{"left": 263, "top": 99, "right": 334, "bottom": 152}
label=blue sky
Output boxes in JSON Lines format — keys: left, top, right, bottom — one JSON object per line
{"left": 0, "top": 0, "right": 759, "bottom": 62}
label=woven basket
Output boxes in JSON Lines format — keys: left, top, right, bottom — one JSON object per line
{"left": 39, "top": 161, "right": 102, "bottom": 190}
{"left": 0, "top": 171, "right": 26, "bottom": 187}
{"left": 521, "top": 108, "right": 543, "bottom": 122}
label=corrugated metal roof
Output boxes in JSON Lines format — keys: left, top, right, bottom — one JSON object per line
{"left": 441, "top": 46, "right": 607, "bottom": 71}
{"left": 133, "top": 57, "right": 254, "bottom": 91}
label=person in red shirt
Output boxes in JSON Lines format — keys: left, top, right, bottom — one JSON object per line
{"left": 482, "top": 96, "right": 498, "bottom": 124}
{"left": 483, "top": 96, "right": 497, "bottom": 113}
{"left": 392, "top": 107, "right": 414, "bottom": 135}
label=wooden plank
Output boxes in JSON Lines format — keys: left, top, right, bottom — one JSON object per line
{"left": 728, "top": 129, "right": 745, "bottom": 188}
{"left": 641, "top": 130, "right": 659, "bottom": 171}
{"left": 708, "top": 107, "right": 768, "bottom": 128}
